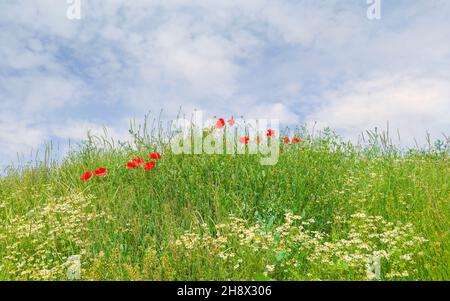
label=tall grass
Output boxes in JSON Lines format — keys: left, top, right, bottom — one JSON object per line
{"left": 0, "top": 117, "right": 448, "bottom": 280}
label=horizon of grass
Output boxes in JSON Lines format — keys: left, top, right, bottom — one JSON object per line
{"left": 0, "top": 117, "right": 448, "bottom": 281}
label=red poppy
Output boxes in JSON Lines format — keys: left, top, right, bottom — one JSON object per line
{"left": 266, "top": 129, "right": 276, "bottom": 137}
{"left": 282, "top": 136, "right": 290, "bottom": 144}
{"left": 132, "top": 158, "right": 145, "bottom": 165}
{"left": 239, "top": 136, "right": 250, "bottom": 144}
{"left": 256, "top": 136, "right": 262, "bottom": 144}
{"left": 80, "top": 171, "right": 93, "bottom": 181}
{"left": 144, "top": 161, "right": 156, "bottom": 171}
{"left": 292, "top": 137, "right": 301, "bottom": 144}
{"left": 94, "top": 168, "right": 107, "bottom": 177}
{"left": 149, "top": 153, "right": 161, "bottom": 160}
{"left": 227, "top": 116, "right": 235, "bottom": 126}
{"left": 127, "top": 161, "right": 139, "bottom": 169}
{"left": 215, "top": 118, "right": 225, "bottom": 129}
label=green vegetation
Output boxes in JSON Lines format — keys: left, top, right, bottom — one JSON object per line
{"left": 0, "top": 122, "right": 448, "bottom": 281}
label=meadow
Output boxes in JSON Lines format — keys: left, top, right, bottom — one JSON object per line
{"left": 0, "top": 118, "right": 448, "bottom": 281}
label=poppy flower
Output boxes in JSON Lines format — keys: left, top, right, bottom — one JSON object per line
{"left": 94, "top": 168, "right": 107, "bottom": 177}
{"left": 127, "top": 161, "right": 139, "bottom": 169}
{"left": 292, "top": 137, "right": 301, "bottom": 144}
{"left": 132, "top": 158, "right": 145, "bottom": 165}
{"left": 227, "top": 116, "right": 235, "bottom": 126}
{"left": 215, "top": 118, "right": 225, "bottom": 129}
{"left": 239, "top": 136, "right": 250, "bottom": 144}
{"left": 282, "top": 136, "right": 290, "bottom": 144}
{"left": 256, "top": 136, "right": 262, "bottom": 144}
{"left": 80, "top": 171, "right": 93, "bottom": 181}
{"left": 144, "top": 161, "right": 156, "bottom": 171}
{"left": 266, "top": 129, "right": 276, "bottom": 137}
{"left": 149, "top": 153, "right": 161, "bottom": 160}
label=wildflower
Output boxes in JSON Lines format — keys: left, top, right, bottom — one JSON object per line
{"left": 265, "top": 265, "right": 275, "bottom": 272}
{"left": 282, "top": 136, "right": 290, "bottom": 144}
{"left": 127, "top": 161, "right": 139, "bottom": 169}
{"left": 256, "top": 136, "right": 262, "bottom": 144}
{"left": 144, "top": 162, "right": 156, "bottom": 171}
{"left": 94, "top": 168, "right": 107, "bottom": 177}
{"left": 128, "top": 158, "right": 144, "bottom": 169}
{"left": 149, "top": 153, "right": 161, "bottom": 160}
{"left": 132, "top": 158, "right": 145, "bottom": 165}
{"left": 292, "top": 137, "right": 301, "bottom": 143}
{"left": 215, "top": 118, "right": 225, "bottom": 129}
{"left": 400, "top": 254, "right": 412, "bottom": 261}
{"left": 266, "top": 129, "right": 276, "bottom": 137}
{"left": 227, "top": 116, "right": 235, "bottom": 126}
{"left": 239, "top": 136, "right": 250, "bottom": 144}
{"left": 79, "top": 171, "right": 93, "bottom": 181}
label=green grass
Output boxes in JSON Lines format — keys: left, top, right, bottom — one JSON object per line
{"left": 0, "top": 122, "right": 448, "bottom": 281}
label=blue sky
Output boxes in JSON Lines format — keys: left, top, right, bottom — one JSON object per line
{"left": 1, "top": 0, "right": 449, "bottom": 168}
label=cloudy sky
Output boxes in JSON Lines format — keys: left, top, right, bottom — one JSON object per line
{"left": 1, "top": 0, "right": 449, "bottom": 168}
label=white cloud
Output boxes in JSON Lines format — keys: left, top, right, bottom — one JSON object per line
{"left": 1, "top": 0, "right": 450, "bottom": 167}
{"left": 307, "top": 73, "right": 450, "bottom": 144}
{"left": 243, "top": 102, "right": 299, "bottom": 124}
{"left": 49, "top": 119, "right": 129, "bottom": 143}
{"left": 0, "top": 0, "right": 80, "bottom": 39}
{"left": 0, "top": 117, "right": 46, "bottom": 155}
{"left": 1, "top": 75, "right": 84, "bottom": 117}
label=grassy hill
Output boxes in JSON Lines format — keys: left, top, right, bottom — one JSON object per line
{"left": 0, "top": 123, "right": 448, "bottom": 281}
